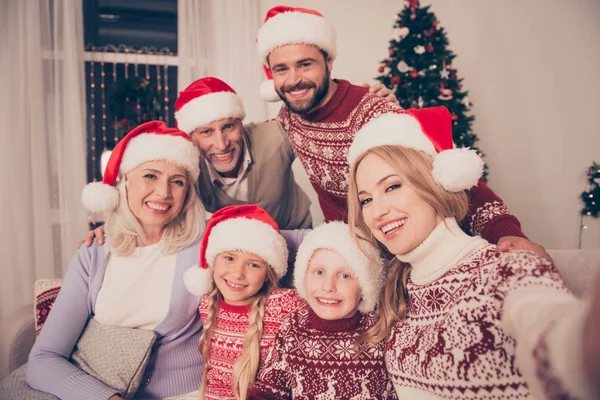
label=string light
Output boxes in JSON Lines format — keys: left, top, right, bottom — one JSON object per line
{"left": 89, "top": 47, "right": 97, "bottom": 182}
{"left": 136, "top": 49, "right": 142, "bottom": 122}
{"left": 100, "top": 57, "right": 107, "bottom": 158}
{"left": 112, "top": 51, "right": 118, "bottom": 145}
{"left": 164, "top": 57, "right": 170, "bottom": 126}
{"left": 156, "top": 61, "right": 162, "bottom": 121}
{"left": 85, "top": 44, "right": 175, "bottom": 193}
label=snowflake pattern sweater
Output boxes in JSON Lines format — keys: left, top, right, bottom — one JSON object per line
{"left": 198, "top": 288, "right": 305, "bottom": 400}
{"left": 277, "top": 79, "right": 525, "bottom": 243}
{"left": 248, "top": 305, "right": 397, "bottom": 400}
{"left": 385, "top": 218, "right": 592, "bottom": 399}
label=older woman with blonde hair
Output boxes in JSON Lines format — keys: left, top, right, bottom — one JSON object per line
{"left": 25, "top": 121, "right": 206, "bottom": 400}
{"left": 347, "top": 107, "right": 597, "bottom": 399}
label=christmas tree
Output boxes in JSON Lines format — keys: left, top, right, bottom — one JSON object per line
{"left": 581, "top": 162, "right": 600, "bottom": 218}
{"left": 376, "top": 0, "right": 488, "bottom": 179}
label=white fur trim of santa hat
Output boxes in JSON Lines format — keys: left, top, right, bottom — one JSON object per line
{"left": 347, "top": 112, "right": 483, "bottom": 192}
{"left": 183, "top": 265, "right": 213, "bottom": 298}
{"left": 175, "top": 91, "right": 246, "bottom": 134}
{"left": 259, "top": 79, "right": 281, "bottom": 103}
{"left": 293, "top": 221, "right": 385, "bottom": 313}
{"left": 81, "top": 181, "right": 120, "bottom": 214}
{"left": 205, "top": 218, "right": 289, "bottom": 278}
{"left": 257, "top": 10, "right": 337, "bottom": 64}
{"left": 119, "top": 133, "right": 200, "bottom": 181}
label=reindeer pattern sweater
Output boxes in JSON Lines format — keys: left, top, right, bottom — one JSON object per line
{"left": 277, "top": 79, "right": 526, "bottom": 243}
{"left": 386, "top": 218, "right": 591, "bottom": 399}
{"left": 248, "top": 305, "right": 397, "bottom": 400}
{"left": 199, "top": 288, "right": 305, "bottom": 400}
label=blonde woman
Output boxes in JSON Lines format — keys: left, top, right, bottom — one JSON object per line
{"left": 26, "top": 121, "right": 206, "bottom": 399}
{"left": 346, "top": 108, "right": 596, "bottom": 399}
{"left": 183, "top": 205, "right": 305, "bottom": 400}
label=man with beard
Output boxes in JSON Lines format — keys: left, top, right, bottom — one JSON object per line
{"left": 256, "top": 5, "right": 534, "bottom": 249}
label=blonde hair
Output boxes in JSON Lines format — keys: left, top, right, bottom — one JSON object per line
{"left": 348, "top": 146, "right": 469, "bottom": 346}
{"left": 197, "top": 264, "right": 280, "bottom": 400}
{"left": 104, "top": 173, "right": 205, "bottom": 256}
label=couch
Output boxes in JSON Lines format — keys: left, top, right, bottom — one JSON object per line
{"left": 1, "top": 249, "right": 599, "bottom": 380}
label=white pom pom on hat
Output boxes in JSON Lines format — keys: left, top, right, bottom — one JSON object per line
{"left": 256, "top": 5, "right": 337, "bottom": 102}
{"left": 183, "top": 205, "right": 289, "bottom": 297}
{"left": 347, "top": 106, "right": 483, "bottom": 192}
{"left": 80, "top": 120, "right": 200, "bottom": 214}
{"left": 259, "top": 67, "right": 282, "bottom": 103}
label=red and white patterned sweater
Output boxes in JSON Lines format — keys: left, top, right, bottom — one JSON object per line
{"left": 386, "top": 218, "right": 591, "bottom": 399}
{"left": 198, "top": 288, "right": 305, "bottom": 400}
{"left": 277, "top": 79, "right": 525, "bottom": 244}
{"left": 248, "top": 305, "right": 397, "bottom": 400}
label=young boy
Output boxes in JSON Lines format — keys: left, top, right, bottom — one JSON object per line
{"left": 248, "top": 221, "right": 396, "bottom": 399}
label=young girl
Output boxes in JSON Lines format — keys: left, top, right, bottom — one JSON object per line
{"left": 183, "top": 204, "right": 304, "bottom": 400}
{"left": 248, "top": 221, "right": 396, "bottom": 399}
{"left": 346, "top": 107, "right": 596, "bottom": 399}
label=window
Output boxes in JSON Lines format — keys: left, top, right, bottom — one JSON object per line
{"left": 83, "top": 0, "right": 178, "bottom": 183}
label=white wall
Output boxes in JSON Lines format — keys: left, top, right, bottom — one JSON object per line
{"left": 258, "top": 0, "right": 600, "bottom": 249}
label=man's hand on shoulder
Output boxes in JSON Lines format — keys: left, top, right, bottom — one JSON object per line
{"left": 362, "top": 82, "right": 400, "bottom": 107}
{"left": 497, "top": 236, "right": 553, "bottom": 263}
{"left": 77, "top": 225, "right": 106, "bottom": 248}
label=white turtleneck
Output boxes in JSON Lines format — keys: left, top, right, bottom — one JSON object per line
{"left": 397, "top": 217, "right": 488, "bottom": 285}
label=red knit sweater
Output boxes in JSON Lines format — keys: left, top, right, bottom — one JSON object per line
{"left": 277, "top": 79, "right": 526, "bottom": 244}
{"left": 199, "top": 289, "right": 305, "bottom": 400}
{"left": 248, "top": 305, "right": 397, "bottom": 400}
{"left": 386, "top": 219, "right": 579, "bottom": 399}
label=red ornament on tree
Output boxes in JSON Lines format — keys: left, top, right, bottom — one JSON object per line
{"left": 390, "top": 76, "right": 401, "bottom": 85}
{"left": 378, "top": 66, "right": 385, "bottom": 73}
{"left": 451, "top": 114, "right": 458, "bottom": 121}
{"left": 389, "top": 50, "right": 394, "bottom": 56}
{"left": 427, "top": 43, "right": 434, "bottom": 52}
{"left": 410, "top": 70, "right": 419, "bottom": 78}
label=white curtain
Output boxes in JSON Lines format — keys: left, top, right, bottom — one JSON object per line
{"left": 178, "top": 0, "right": 267, "bottom": 123}
{"left": 0, "top": 0, "right": 88, "bottom": 321}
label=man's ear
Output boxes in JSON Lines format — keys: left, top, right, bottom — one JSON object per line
{"left": 326, "top": 56, "right": 334, "bottom": 73}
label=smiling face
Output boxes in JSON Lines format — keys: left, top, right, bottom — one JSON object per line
{"left": 304, "top": 249, "right": 362, "bottom": 320}
{"left": 190, "top": 117, "right": 244, "bottom": 178}
{"left": 213, "top": 250, "right": 270, "bottom": 306}
{"left": 268, "top": 43, "right": 334, "bottom": 114}
{"left": 355, "top": 152, "right": 443, "bottom": 256}
{"left": 125, "top": 160, "right": 189, "bottom": 237}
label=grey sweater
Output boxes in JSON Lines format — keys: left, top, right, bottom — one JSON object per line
{"left": 26, "top": 238, "right": 203, "bottom": 400}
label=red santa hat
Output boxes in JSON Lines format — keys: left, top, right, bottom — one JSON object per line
{"left": 183, "top": 205, "right": 289, "bottom": 297}
{"left": 347, "top": 107, "right": 484, "bottom": 192}
{"left": 174, "top": 77, "right": 246, "bottom": 134}
{"left": 257, "top": 5, "right": 337, "bottom": 102}
{"left": 81, "top": 121, "right": 200, "bottom": 214}
{"left": 293, "top": 221, "right": 385, "bottom": 313}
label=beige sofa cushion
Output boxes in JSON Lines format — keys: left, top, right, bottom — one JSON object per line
{"left": 548, "top": 249, "right": 600, "bottom": 297}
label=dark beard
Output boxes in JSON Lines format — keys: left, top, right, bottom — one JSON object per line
{"left": 277, "top": 68, "right": 331, "bottom": 114}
